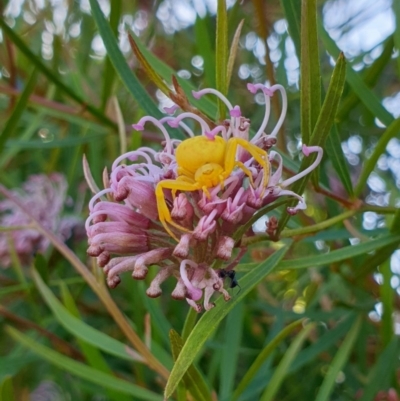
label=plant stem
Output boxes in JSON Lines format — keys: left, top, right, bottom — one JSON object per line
{"left": 242, "top": 209, "right": 358, "bottom": 245}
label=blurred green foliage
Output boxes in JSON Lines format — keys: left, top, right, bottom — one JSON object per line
{"left": 0, "top": 0, "right": 400, "bottom": 400}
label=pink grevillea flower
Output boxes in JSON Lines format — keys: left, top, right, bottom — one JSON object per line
{"left": 86, "top": 83, "right": 322, "bottom": 312}
{"left": 0, "top": 174, "right": 81, "bottom": 268}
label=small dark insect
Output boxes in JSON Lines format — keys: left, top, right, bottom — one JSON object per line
{"left": 218, "top": 269, "right": 241, "bottom": 293}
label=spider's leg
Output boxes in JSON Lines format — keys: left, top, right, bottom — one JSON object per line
{"left": 155, "top": 183, "right": 181, "bottom": 241}
{"left": 155, "top": 180, "right": 200, "bottom": 240}
{"left": 201, "top": 185, "right": 212, "bottom": 199}
{"left": 173, "top": 176, "right": 195, "bottom": 199}
{"left": 225, "top": 138, "right": 270, "bottom": 194}
{"left": 234, "top": 161, "right": 255, "bottom": 187}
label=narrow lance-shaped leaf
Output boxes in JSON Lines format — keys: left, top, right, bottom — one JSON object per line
{"left": 82, "top": 154, "right": 101, "bottom": 194}
{"left": 219, "top": 302, "right": 244, "bottom": 401}
{"left": 359, "top": 339, "right": 399, "bottom": 401}
{"left": 128, "top": 33, "right": 171, "bottom": 97}
{"left": 226, "top": 20, "right": 244, "bottom": 90}
{"left": 101, "top": 0, "right": 122, "bottom": 111}
{"left": 112, "top": 96, "right": 127, "bottom": 156}
{"left": 356, "top": 210, "right": 400, "bottom": 278}
{"left": 355, "top": 117, "right": 400, "bottom": 197}
{"left": 280, "top": 0, "right": 301, "bottom": 61}
{"left": 392, "top": 0, "right": 400, "bottom": 75}
{"left": 380, "top": 259, "right": 394, "bottom": 347}
{"left": 6, "top": 327, "right": 163, "bottom": 401}
{"left": 260, "top": 323, "right": 316, "bottom": 401}
{"left": 216, "top": 0, "right": 228, "bottom": 119}
{"left": 315, "top": 316, "right": 362, "bottom": 401}
{"left": 129, "top": 31, "right": 217, "bottom": 118}
{"left": 277, "top": 233, "right": 400, "bottom": 270}
{"left": 0, "top": 69, "right": 37, "bottom": 153}
{"left": 60, "top": 283, "right": 132, "bottom": 401}
{"left": 325, "top": 124, "right": 354, "bottom": 197}
{"left": 319, "top": 22, "right": 394, "bottom": 127}
{"left": 31, "top": 267, "right": 143, "bottom": 362}
{"left": 337, "top": 36, "right": 394, "bottom": 122}
{"left": 164, "top": 244, "right": 291, "bottom": 398}
{"left": 195, "top": 15, "right": 216, "bottom": 88}
{"left": 0, "top": 19, "right": 113, "bottom": 128}
{"left": 300, "top": 0, "right": 321, "bottom": 144}
{"left": 233, "top": 319, "right": 304, "bottom": 400}
{"left": 89, "top": 0, "right": 162, "bottom": 119}
{"left": 278, "top": 53, "right": 346, "bottom": 232}
{"left": 289, "top": 313, "right": 355, "bottom": 373}
{"left": 169, "top": 330, "right": 212, "bottom": 401}
{"left": 5, "top": 133, "right": 108, "bottom": 149}
{"left": 0, "top": 376, "right": 16, "bottom": 401}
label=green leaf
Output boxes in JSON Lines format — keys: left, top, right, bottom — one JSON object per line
{"left": 100, "top": 0, "right": 122, "bottom": 110}
{"left": 169, "top": 330, "right": 212, "bottom": 401}
{"left": 355, "top": 118, "right": 400, "bottom": 197}
{"left": 5, "top": 132, "right": 108, "bottom": 149}
{"left": 82, "top": 153, "right": 101, "bottom": 194}
{"left": 0, "top": 348, "right": 38, "bottom": 380}
{"left": 29, "top": 103, "right": 110, "bottom": 132}
{"left": 164, "top": 244, "right": 291, "bottom": 398}
{"left": 226, "top": 20, "right": 244, "bottom": 90}
{"left": 6, "top": 327, "right": 163, "bottom": 401}
{"left": 0, "top": 69, "right": 37, "bottom": 153}
{"left": 89, "top": 0, "right": 162, "bottom": 119}
{"left": 277, "top": 233, "right": 400, "bottom": 270}
{"left": 359, "top": 338, "right": 399, "bottom": 401}
{"left": 33, "top": 253, "right": 49, "bottom": 284}
{"left": 390, "top": 209, "right": 400, "bottom": 235}
{"left": 314, "top": 316, "right": 362, "bottom": 401}
{"left": 337, "top": 36, "right": 394, "bottom": 122}
{"left": 278, "top": 53, "right": 346, "bottom": 232}
{"left": 0, "top": 85, "right": 57, "bottom": 168}
{"left": 128, "top": 33, "right": 171, "bottom": 96}
{"left": 392, "top": 1, "right": 400, "bottom": 75}
{"left": 356, "top": 210, "right": 400, "bottom": 279}
{"left": 290, "top": 313, "right": 355, "bottom": 372}
{"left": 319, "top": 23, "right": 394, "bottom": 127}
{"left": 0, "top": 19, "right": 112, "bottom": 128}
{"left": 60, "top": 283, "right": 132, "bottom": 401}
{"left": 310, "top": 53, "right": 346, "bottom": 146}
{"left": 31, "top": 268, "right": 142, "bottom": 362}
{"left": 130, "top": 33, "right": 217, "bottom": 118}
{"left": 260, "top": 323, "right": 315, "bottom": 401}
{"left": 380, "top": 259, "right": 394, "bottom": 347}
{"left": 195, "top": 15, "right": 216, "bottom": 88}
{"left": 233, "top": 319, "right": 304, "bottom": 400}
{"left": 182, "top": 307, "right": 199, "bottom": 342}
{"left": 230, "top": 233, "right": 400, "bottom": 273}
{"left": 112, "top": 96, "right": 127, "bottom": 155}
{"left": 325, "top": 124, "right": 354, "bottom": 197}
{"left": 216, "top": 0, "right": 228, "bottom": 119}
{"left": 280, "top": 0, "right": 301, "bottom": 61}
{"left": 219, "top": 302, "right": 244, "bottom": 401}
{"left": 0, "top": 376, "right": 15, "bottom": 401}
{"left": 300, "top": 0, "right": 321, "bottom": 144}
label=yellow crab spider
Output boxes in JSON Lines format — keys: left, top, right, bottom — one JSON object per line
{"left": 156, "top": 135, "right": 270, "bottom": 241}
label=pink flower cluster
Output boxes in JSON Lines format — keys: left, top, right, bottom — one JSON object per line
{"left": 86, "top": 83, "right": 322, "bottom": 312}
{"left": 0, "top": 173, "right": 80, "bottom": 267}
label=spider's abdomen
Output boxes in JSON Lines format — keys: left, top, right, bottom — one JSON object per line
{"left": 176, "top": 136, "right": 226, "bottom": 174}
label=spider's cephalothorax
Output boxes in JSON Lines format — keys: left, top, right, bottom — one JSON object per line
{"left": 156, "top": 135, "right": 270, "bottom": 240}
